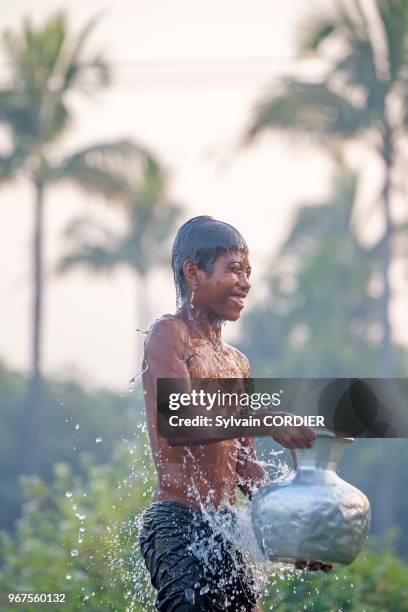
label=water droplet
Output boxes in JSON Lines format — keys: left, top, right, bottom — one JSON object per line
{"left": 66, "top": 574, "right": 72, "bottom": 580}
{"left": 70, "top": 549, "right": 79, "bottom": 557}
{"left": 95, "top": 437, "right": 102, "bottom": 444}
{"left": 79, "top": 527, "right": 85, "bottom": 533}
{"left": 136, "top": 327, "right": 148, "bottom": 335}
{"left": 65, "top": 491, "right": 72, "bottom": 499}
{"left": 75, "top": 424, "right": 80, "bottom": 430}
{"left": 129, "top": 363, "right": 149, "bottom": 392}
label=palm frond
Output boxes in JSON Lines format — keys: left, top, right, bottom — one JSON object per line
{"left": 61, "top": 215, "right": 117, "bottom": 243}
{"left": 1, "top": 11, "right": 109, "bottom": 145}
{"left": 298, "top": 0, "right": 366, "bottom": 53}
{"left": 281, "top": 170, "right": 358, "bottom": 258}
{"left": 0, "top": 147, "right": 28, "bottom": 185}
{"left": 377, "top": 0, "right": 408, "bottom": 83}
{"left": 3, "top": 13, "right": 67, "bottom": 88}
{"left": 56, "top": 213, "right": 123, "bottom": 275}
{"left": 247, "top": 80, "right": 367, "bottom": 142}
{"left": 57, "top": 244, "right": 119, "bottom": 275}
{"left": 298, "top": 11, "right": 337, "bottom": 54}
{"left": 56, "top": 12, "right": 110, "bottom": 93}
{"left": 0, "top": 90, "right": 17, "bottom": 123}
{"left": 53, "top": 141, "right": 156, "bottom": 202}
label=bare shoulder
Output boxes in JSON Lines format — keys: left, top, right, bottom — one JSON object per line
{"left": 147, "top": 314, "right": 188, "bottom": 337}
{"left": 225, "top": 343, "right": 251, "bottom": 377}
{"left": 145, "top": 314, "right": 190, "bottom": 356}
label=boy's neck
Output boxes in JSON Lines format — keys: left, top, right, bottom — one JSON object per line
{"left": 178, "top": 302, "right": 223, "bottom": 344}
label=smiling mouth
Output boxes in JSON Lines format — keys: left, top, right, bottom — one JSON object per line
{"left": 228, "top": 295, "right": 245, "bottom": 308}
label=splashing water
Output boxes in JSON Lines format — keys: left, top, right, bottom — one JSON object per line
{"left": 136, "top": 328, "right": 148, "bottom": 335}
{"left": 128, "top": 362, "right": 149, "bottom": 393}
{"left": 101, "top": 428, "right": 302, "bottom": 612}
{"left": 64, "top": 350, "right": 331, "bottom": 610}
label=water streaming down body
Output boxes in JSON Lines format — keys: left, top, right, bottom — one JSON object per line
{"left": 98, "top": 359, "right": 302, "bottom": 611}
{"left": 133, "top": 308, "right": 276, "bottom": 607}
{"left": 100, "top": 350, "right": 367, "bottom": 610}
{"left": 107, "top": 300, "right": 308, "bottom": 608}
{"left": 60, "top": 323, "right": 315, "bottom": 609}
{"left": 120, "top": 455, "right": 299, "bottom": 609}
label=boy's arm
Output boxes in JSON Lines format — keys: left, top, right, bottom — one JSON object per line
{"left": 236, "top": 437, "right": 269, "bottom": 499}
{"left": 240, "top": 355, "right": 315, "bottom": 450}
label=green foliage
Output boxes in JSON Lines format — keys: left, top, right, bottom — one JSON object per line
{"left": 261, "top": 546, "right": 408, "bottom": 611}
{"left": 238, "top": 168, "right": 393, "bottom": 378}
{"left": 1, "top": 440, "right": 407, "bottom": 611}
{"left": 0, "top": 12, "right": 108, "bottom": 162}
{"left": 0, "top": 362, "right": 143, "bottom": 533}
{"left": 0, "top": 442, "right": 156, "bottom": 611}
{"left": 247, "top": 0, "right": 408, "bottom": 143}
{"left": 246, "top": 0, "right": 408, "bottom": 378}
{"left": 57, "top": 155, "right": 182, "bottom": 279}
{"left": 0, "top": 10, "right": 162, "bottom": 476}
{"left": 339, "top": 439, "right": 408, "bottom": 558}
{"left": 238, "top": 166, "right": 408, "bottom": 557}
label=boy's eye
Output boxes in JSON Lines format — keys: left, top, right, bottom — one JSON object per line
{"left": 230, "top": 266, "right": 251, "bottom": 278}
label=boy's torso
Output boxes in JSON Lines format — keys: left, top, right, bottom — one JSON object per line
{"left": 143, "top": 313, "right": 248, "bottom": 509}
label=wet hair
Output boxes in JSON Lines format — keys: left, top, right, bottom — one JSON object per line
{"left": 171, "top": 215, "right": 248, "bottom": 301}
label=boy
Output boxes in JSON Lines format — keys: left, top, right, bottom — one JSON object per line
{"left": 140, "top": 216, "right": 329, "bottom": 611}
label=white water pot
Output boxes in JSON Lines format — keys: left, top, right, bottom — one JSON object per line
{"left": 251, "top": 430, "right": 371, "bottom": 566}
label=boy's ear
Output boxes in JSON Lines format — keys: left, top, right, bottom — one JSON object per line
{"left": 183, "top": 260, "right": 200, "bottom": 287}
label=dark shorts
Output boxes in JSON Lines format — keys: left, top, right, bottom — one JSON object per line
{"left": 139, "top": 501, "right": 257, "bottom": 611}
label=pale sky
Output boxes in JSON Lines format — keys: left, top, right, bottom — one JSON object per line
{"left": 0, "top": 1, "right": 406, "bottom": 391}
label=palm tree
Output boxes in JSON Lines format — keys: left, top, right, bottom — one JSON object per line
{"left": 239, "top": 165, "right": 405, "bottom": 547}
{"left": 246, "top": 0, "right": 408, "bottom": 376}
{"left": 0, "top": 12, "right": 154, "bottom": 473}
{"left": 57, "top": 159, "right": 182, "bottom": 372}
{"left": 239, "top": 167, "right": 383, "bottom": 378}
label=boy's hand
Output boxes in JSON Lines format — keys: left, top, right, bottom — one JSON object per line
{"left": 295, "top": 559, "right": 332, "bottom": 572}
{"left": 270, "top": 413, "right": 316, "bottom": 448}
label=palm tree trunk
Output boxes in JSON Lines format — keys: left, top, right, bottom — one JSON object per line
{"left": 24, "top": 181, "right": 45, "bottom": 475}
{"left": 379, "top": 126, "right": 393, "bottom": 378}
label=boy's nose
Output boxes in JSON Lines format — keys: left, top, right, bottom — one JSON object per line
{"left": 239, "top": 274, "right": 251, "bottom": 292}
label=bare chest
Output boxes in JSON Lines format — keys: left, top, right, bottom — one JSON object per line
{"left": 186, "top": 338, "right": 245, "bottom": 378}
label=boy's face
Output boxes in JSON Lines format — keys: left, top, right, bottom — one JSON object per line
{"left": 195, "top": 249, "right": 251, "bottom": 321}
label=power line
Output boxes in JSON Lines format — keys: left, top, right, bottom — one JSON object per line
{"left": 0, "top": 55, "right": 302, "bottom": 67}
{"left": 0, "top": 56, "right": 309, "bottom": 90}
